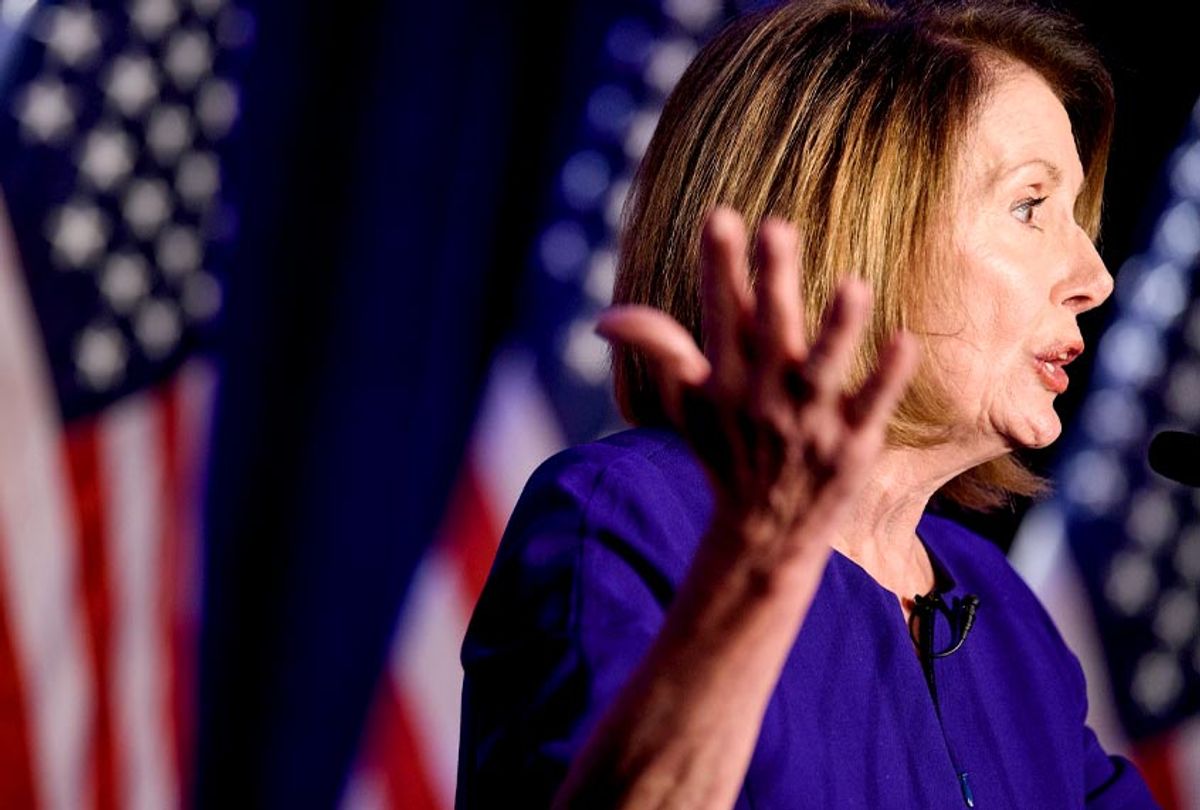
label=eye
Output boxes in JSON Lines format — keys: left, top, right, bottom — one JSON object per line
{"left": 1012, "top": 196, "right": 1048, "bottom": 225}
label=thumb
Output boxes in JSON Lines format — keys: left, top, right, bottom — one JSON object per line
{"left": 597, "top": 305, "right": 711, "bottom": 425}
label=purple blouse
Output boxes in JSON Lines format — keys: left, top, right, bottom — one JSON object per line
{"left": 457, "top": 428, "right": 1158, "bottom": 808}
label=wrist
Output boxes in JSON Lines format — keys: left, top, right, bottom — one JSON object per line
{"left": 675, "top": 523, "right": 831, "bottom": 639}
{"left": 700, "top": 508, "right": 833, "bottom": 596}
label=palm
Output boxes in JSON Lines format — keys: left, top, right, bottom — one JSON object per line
{"left": 598, "top": 207, "right": 918, "bottom": 566}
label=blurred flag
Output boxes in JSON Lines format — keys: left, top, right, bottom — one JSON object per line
{"left": 1012, "top": 100, "right": 1200, "bottom": 809}
{"left": 337, "top": 1, "right": 778, "bottom": 807}
{"left": 0, "top": 0, "right": 247, "bottom": 807}
{"left": 192, "top": 2, "right": 566, "bottom": 806}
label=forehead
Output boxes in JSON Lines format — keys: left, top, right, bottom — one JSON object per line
{"left": 961, "top": 64, "right": 1084, "bottom": 193}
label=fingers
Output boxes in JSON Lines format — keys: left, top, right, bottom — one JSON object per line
{"left": 844, "top": 330, "right": 919, "bottom": 433}
{"left": 596, "top": 305, "right": 712, "bottom": 423}
{"left": 701, "top": 207, "right": 754, "bottom": 395}
{"left": 802, "top": 331, "right": 918, "bottom": 530}
{"left": 753, "top": 218, "right": 806, "bottom": 364}
{"left": 596, "top": 306, "right": 711, "bottom": 385}
{"left": 802, "top": 278, "right": 872, "bottom": 400}
{"left": 604, "top": 210, "right": 915, "bottom": 448}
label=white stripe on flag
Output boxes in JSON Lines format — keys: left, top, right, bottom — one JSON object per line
{"left": 396, "top": 549, "right": 472, "bottom": 807}
{"left": 101, "top": 392, "right": 178, "bottom": 810}
{"left": 1009, "top": 502, "right": 1130, "bottom": 756}
{"left": 473, "top": 348, "right": 566, "bottom": 523}
{"left": 0, "top": 192, "right": 92, "bottom": 809}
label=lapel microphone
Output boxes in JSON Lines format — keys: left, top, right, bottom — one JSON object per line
{"left": 910, "top": 592, "right": 981, "bottom": 659}
{"left": 909, "top": 592, "right": 980, "bottom": 711}
{"left": 908, "top": 591, "right": 981, "bottom": 810}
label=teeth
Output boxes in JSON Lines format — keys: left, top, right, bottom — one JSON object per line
{"left": 1058, "top": 352, "right": 1069, "bottom": 360}
{"left": 1043, "top": 361, "right": 1056, "bottom": 374}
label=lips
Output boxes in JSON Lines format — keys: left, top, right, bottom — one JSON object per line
{"left": 1034, "top": 342, "right": 1082, "bottom": 394}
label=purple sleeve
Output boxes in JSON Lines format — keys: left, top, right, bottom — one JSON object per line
{"left": 1082, "top": 725, "right": 1160, "bottom": 808}
{"left": 455, "top": 441, "right": 698, "bottom": 809}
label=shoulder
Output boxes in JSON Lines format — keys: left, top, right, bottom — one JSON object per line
{"left": 459, "top": 429, "right": 709, "bottom": 804}
{"left": 469, "top": 428, "right": 711, "bottom": 644}
{"left": 510, "top": 427, "right": 712, "bottom": 553}
{"left": 525, "top": 427, "right": 702, "bottom": 505}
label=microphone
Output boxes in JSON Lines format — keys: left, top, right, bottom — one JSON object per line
{"left": 1148, "top": 430, "right": 1200, "bottom": 487}
{"left": 908, "top": 591, "right": 980, "bottom": 810}
{"left": 910, "top": 592, "right": 980, "bottom": 659}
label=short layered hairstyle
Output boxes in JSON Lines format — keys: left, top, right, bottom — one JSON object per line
{"left": 611, "top": 0, "right": 1114, "bottom": 510}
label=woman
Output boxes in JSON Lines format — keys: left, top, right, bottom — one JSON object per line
{"left": 457, "top": 1, "right": 1159, "bottom": 807}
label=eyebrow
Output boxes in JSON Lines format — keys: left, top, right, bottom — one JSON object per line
{"left": 990, "top": 158, "right": 1064, "bottom": 189}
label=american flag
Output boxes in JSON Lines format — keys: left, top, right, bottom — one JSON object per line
{"left": 336, "top": 1, "right": 774, "bottom": 806}
{"left": 0, "top": 0, "right": 247, "bottom": 806}
{"left": 1011, "top": 99, "right": 1200, "bottom": 809}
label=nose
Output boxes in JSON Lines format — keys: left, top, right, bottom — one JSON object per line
{"left": 1056, "top": 226, "right": 1113, "bottom": 314}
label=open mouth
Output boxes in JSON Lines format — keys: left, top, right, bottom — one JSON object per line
{"left": 1036, "top": 356, "right": 1069, "bottom": 393}
{"left": 1034, "top": 345, "right": 1081, "bottom": 394}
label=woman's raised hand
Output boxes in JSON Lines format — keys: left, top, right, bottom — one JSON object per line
{"left": 598, "top": 206, "right": 918, "bottom": 572}
{"left": 556, "top": 208, "right": 919, "bottom": 808}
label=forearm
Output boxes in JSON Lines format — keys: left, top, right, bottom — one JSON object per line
{"left": 552, "top": 531, "right": 830, "bottom": 810}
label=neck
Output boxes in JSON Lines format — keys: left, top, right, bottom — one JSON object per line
{"left": 830, "top": 441, "right": 1004, "bottom": 599}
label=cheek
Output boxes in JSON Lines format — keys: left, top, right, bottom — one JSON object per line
{"left": 925, "top": 251, "right": 1054, "bottom": 435}
{"left": 929, "top": 336, "right": 1061, "bottom": 448}
{"left": 950, "top": 242, "right": 1044, "bottom": 362}
{"left": 925, "top": 280, "right": 1027, "bottom": 379}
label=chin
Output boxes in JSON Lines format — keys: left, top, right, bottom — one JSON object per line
{"left": 1010, "top": 410, "right": 1063, "bottom": 449}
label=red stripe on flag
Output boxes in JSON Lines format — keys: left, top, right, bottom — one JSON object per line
{"left": 347, "top": 460, "right": 507, "bottom": 808}
{"left": 156, "top": 379, "right": 192, "bottom": 806}
{"left": 0, "top": 526, "right": 37, "bottom": 810}
{"left": 440, "top": 464, "right": 500, "bottom": 605}
{"left": 64, "top": 421, "right": 117, "bottom": 810}
{"left": 358, "top": 677, "right": 444, "bottom": 810}
{"left": 1133, "top": 733, "right": 1184, "bottom": 810}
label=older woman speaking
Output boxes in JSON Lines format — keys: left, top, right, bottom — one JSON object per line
{"left": 457, "top": 1, "right": 1160, "bottom": 807}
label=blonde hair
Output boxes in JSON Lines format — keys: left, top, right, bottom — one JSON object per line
{"left": 611, "top": 0, "right": 1113, "bottom": 510}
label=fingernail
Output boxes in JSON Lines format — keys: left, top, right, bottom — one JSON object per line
{"left": 594, "top": 306, "right": 616, "bottom": 331}
{"left": 707, "top": 206, "right": 744, "bottom": 238}
{"left": 837, "top": 277, "right": 868, "bottom": 306}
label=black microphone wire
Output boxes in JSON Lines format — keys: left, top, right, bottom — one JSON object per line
{"left": 933, "top": 594, "right": 979, "bottom": 659}
{"left": 909, "top": 592, "right": 981, "bottom": 659}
